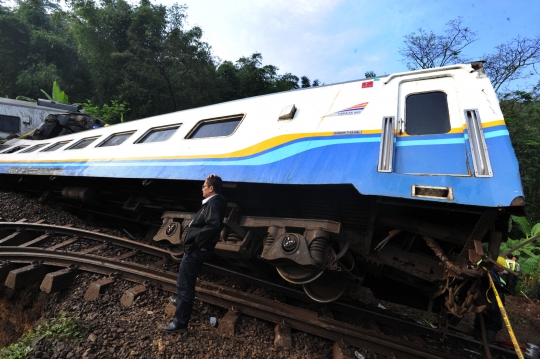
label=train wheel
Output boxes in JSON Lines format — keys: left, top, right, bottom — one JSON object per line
{"left": 303, "top": 271, "right": 347, "bottom": 303}
{"left": 276, "top": 265, "right": 324, "bottom": 284}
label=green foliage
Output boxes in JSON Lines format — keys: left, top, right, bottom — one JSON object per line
{"left": 15, "top": 96, "right": 36, "bottom": 102}
{"left": 0, "top": 313, "right": 86, "bottom": 359}
{"left": 1, "top": 0, "right": 311, "bottom": 121}
{"left": 501, "top": 88, "right": 540, "bottom": 222}
{"left": 501, "top": 216, "right": 540, "bottom": 296}
{"left": 82, "top": 99, "right": 130, "bottom": 123}
{"left": 40, "top": 81, "right": 69, "bottom": 103}
{"left": 301, "top": 76, "right": 311, "bottom": 88}
{"left": 0, "top": 0, "right": 92, "bottom": 101}
{"left": 216, "top": 53, "right": 299, "bottom": 101}
{"left": 364, "top": 71, "right": 377, "bottom": 78}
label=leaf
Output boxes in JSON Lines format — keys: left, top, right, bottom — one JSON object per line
{"left": 40, "top": 89, "right": 52, "bottom": 101}
{"left": 15, "top": 96, "right": 36, "bottom": 102}
{"left": 512, "top": 215, "right": 532, "bottom": 236}
{"left": 52, "top": 81, "right": 69, "bottom": 104}
{"left": 530, "top": 223, "right": 540, "bottom": 237}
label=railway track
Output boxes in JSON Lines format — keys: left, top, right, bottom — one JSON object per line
{"left": 0, "top": 221, "right": 519, "bottom": 359}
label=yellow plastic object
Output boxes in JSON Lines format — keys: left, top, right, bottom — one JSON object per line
{"left": 496, "top": 256, "right": 506, "bottom": 267}
{"left": 487, "top": 271, "right": 524, "bottom": 359}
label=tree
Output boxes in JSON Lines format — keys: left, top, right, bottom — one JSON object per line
{"left": 500, "top": 88, "right": 540, "bottom": 222}
{"left": 231, "top": 53, "right": 298, "bottom": 99}
{"left": 69, "top": 0, "right": 218, "bottom": 119}
{"left": 399, "top": 17, "right": 540, "bottom": 93}
{"left": 216, "top": 60, "right": 240, "bottom": 102}
{"left": 0, "top": 0, "right": 91, "bottom": 100}
{"left": 399, "top": 17, "right": 477, "bottom": 70}
{"left": 300, "top": 76, "right": 311, "bottom": 88}
{"left": 312, "top": 79, "right": 320, "bottom": 87}
{"left": 483, "top": 36, "right": 540, "bottom": 93}
{"left": 1, "top": 0, "right": 306, "bottom": 120}
{"left": 364, "top": 71, "right": 376, "bottom": 78}
{"left": 500, "top": 216, "right": 540, "bottom": 297}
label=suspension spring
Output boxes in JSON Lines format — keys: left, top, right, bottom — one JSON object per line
{"left": 309, "top": 237, "right": 328, "bottom": 266}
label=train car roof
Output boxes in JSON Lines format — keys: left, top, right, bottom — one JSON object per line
{"left": 0, "top": 97, "right": 65, "bottom": 112}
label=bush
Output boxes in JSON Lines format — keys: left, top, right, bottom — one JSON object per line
{"left": 0, "top": 313, "right": 87, "bottom": 359}
{"left": 500, "top": 216, "right": 540, "bottom": 297}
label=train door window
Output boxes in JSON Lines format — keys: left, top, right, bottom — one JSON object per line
{"left": 41, "top": 141, "right": 71, "bottom": 152}
{"left": 20, "top": 143, "right": 49, "bottom": 153}
{"left": 0, "top": 115, "right": 20, "bottom": 133}
{"left": 67, "top": 137, "right": 99, "bottom": 150}
{"left": 1, "top": 145, "right": 28, "bottom": 154}
{"left": 135, "top": 124, "right": 181, "bottom": 143}
{"left": 97, "top": 131, "right": 135, "bottom": 147}
{"left": 187, "top": 115, "right": 243, "bottom": 139}
{"left": 405, "top": 91, "right": 451, "bottom": 135}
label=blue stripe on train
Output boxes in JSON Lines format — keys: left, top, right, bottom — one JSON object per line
{"left": 0, "top": 126, "right": 522, "bottom": 207}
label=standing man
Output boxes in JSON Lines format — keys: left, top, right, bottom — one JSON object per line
{"left": 505, "top": 254, "right": 519, "bottom": 295}
{"left": 512, "top": 255, "right": 521, "bottom": 274}
{"left": 159, "top": 174, "right": 227, "bottom": 333}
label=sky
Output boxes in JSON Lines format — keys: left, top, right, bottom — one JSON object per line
{"left": 151, "top": 0, "right": 540, "bottom": 91}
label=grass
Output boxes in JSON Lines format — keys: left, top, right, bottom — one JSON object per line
{"left": 0, "top": 313, "right": 87, "bottom": 359}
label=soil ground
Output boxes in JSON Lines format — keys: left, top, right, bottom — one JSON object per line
{"left": 1, "top": 190, "right": 539, "bottom": 358}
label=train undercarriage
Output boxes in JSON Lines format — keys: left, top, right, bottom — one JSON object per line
{"left": 0, "top": 173, "right": 519, "bottom": 323}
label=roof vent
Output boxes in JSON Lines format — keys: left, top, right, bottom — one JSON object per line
{"left": 279, "top": 104, "right": 296, "bottom": 120}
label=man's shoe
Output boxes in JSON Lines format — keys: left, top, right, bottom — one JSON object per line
{"left": 159, "top": 322, "right": 187, "bottom": 333}
{"left": 169, "top": 296, "right": 178, "bottom": 305}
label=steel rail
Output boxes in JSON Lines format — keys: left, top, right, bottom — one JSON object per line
{"left": 1, "top": 246, "right": 461, "bottom": 359}
{"left": 0, "top": 246, "right": 176, "bottom": 292}
{"left": 0, "top": 222, "right": 168, "bottom": 258}
{"left": 203, "top": 263, "right": 518, "bottom": 359}
{"left": 0, "top": 224, "right": 517, "bottom": 359}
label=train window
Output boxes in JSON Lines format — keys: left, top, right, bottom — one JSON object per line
{"left": 0, "top": 145, "right": 10, "bottom": 152}
{"left": 97, "top": 131, "right": 135, "bottom": 147}
{"left": 135, "top": 125, "right": 181, "bottom": 144}
{"left": 187, "top": 115, "right": 243, "bottom": 139}
{"left": 0, "top": 115, "right": 20, "bottom": 133}
{"left": 1, "top": 145, "right": 28, "bottom": 154}
{"left": 20, "top": 143, "right": 49, "bottom": 153}
{"left": 405, "top": 92, "right": 451, "bottom": 135}
{"left": 41, "top": 141, "right": 71, "bottom": 152}
{"left": 67, "top": 137, "right": 99, "bottom": 150}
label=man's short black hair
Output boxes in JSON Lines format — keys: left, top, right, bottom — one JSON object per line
{"left": 206, "top": 175, "right": 223, "bottom": 194}
{"left": 506, "top": 253, "right": 513, "bottom": 259}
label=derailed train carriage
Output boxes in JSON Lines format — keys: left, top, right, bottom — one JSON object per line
{"left": 0, "top": 63, "right": 524, "bottom": 321}
{"left": 0, "top": 98, "right": 80, "bottom": 141}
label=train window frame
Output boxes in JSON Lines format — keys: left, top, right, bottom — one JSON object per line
{"left": 20, "top": 143, "right": 50, "bottom": 153}
{"left": 96, "top": 131, "right": 136, "bottom": 147}
{"left": 40, "top": 141, "right": 72, "bottom": 152}
{"left": 0, "top": 145, "right": 28, "bottom": 154}
{"left": 185, "top": 114, "right": 244, "bottom": 140}
{"left": 66, "top": 137, "right": 100, "bottom": 150}
{"left": 0, "top": 114, "right": 21, "bottom": 133}
{"left": 404, "top": 91, "right": 451, "bottom": 136}
{"left": 134, "top": 124, "right": 182, "bottom": 144}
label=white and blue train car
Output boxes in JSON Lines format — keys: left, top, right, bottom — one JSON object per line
{"left": 0, "top": 63, "right": 524, "bottom": 314}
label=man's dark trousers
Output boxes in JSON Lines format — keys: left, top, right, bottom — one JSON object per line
{"left": 173, "top": 249, "right": 212, "bottom": 328}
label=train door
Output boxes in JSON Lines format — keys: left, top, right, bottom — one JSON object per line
{"left": 390, "top": 77, "right": 469, "bottom": 175}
